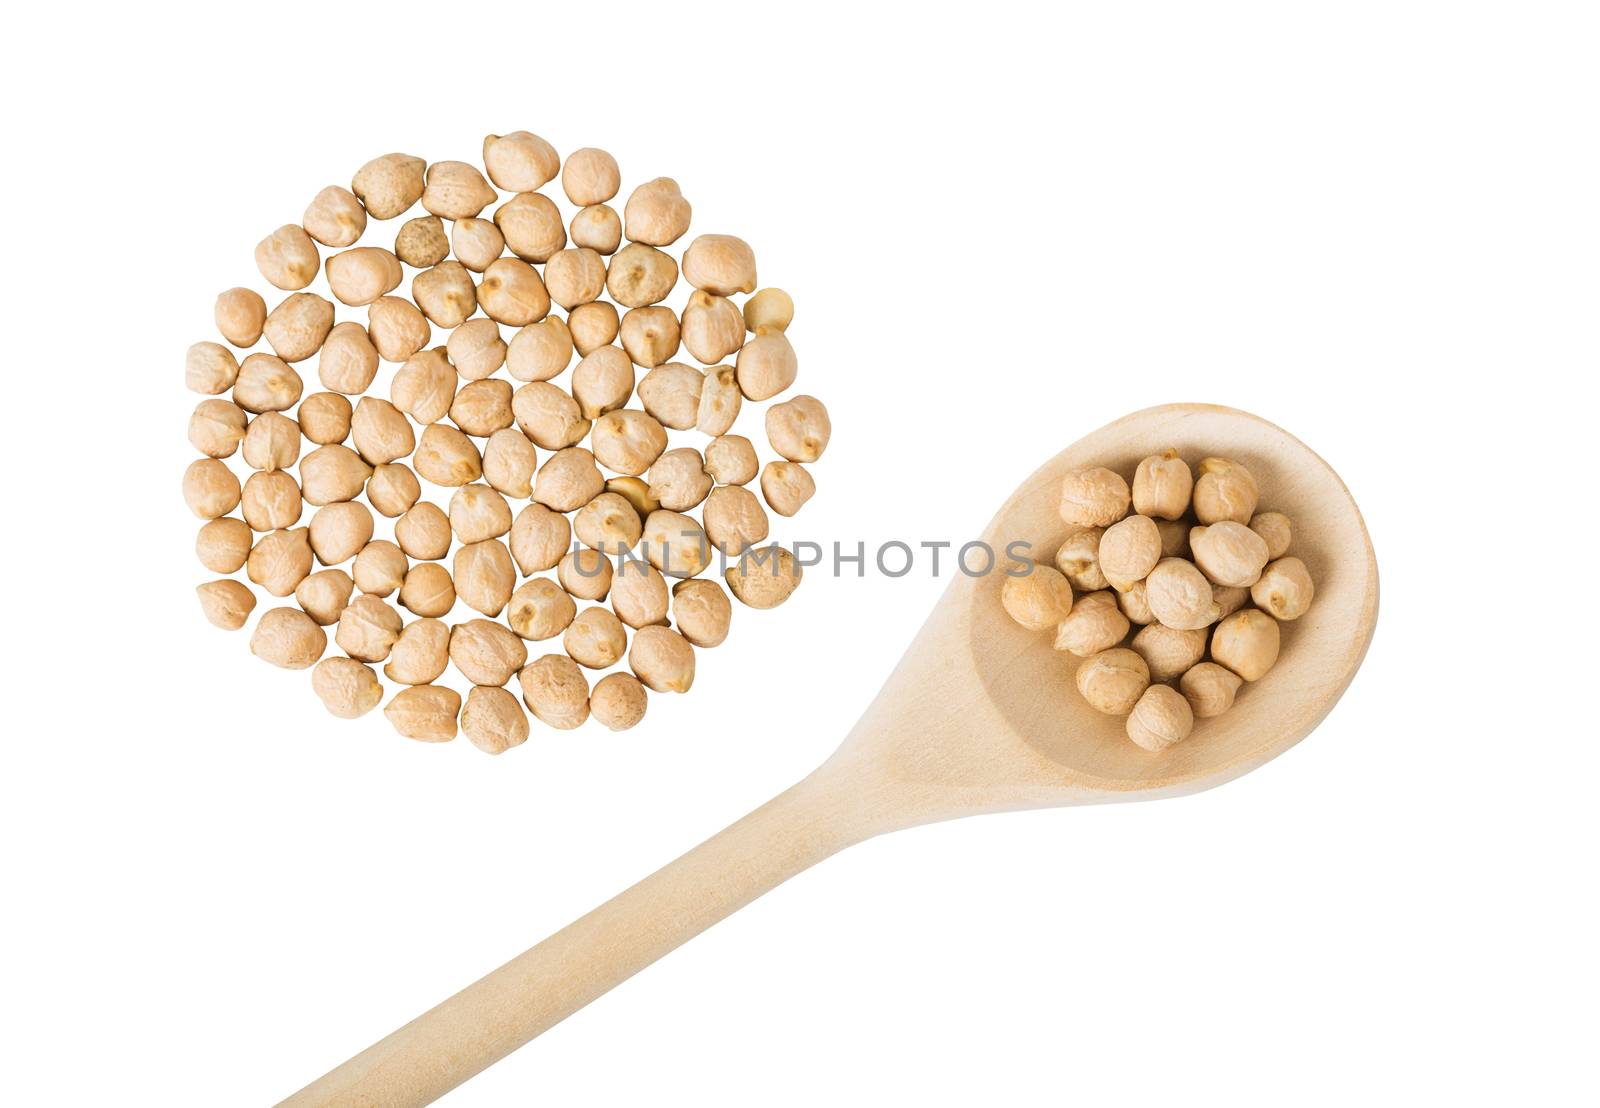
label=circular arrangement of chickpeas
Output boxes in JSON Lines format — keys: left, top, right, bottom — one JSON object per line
{"left": 1001, "top": 450, "right": 1315, "bottom": 752}
{"left": 185, "top": 132, "right": 828, "bottom": 752}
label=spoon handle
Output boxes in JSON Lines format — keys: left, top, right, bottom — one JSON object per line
{"left": 277, "top": 764, "right": 872, "bottom": 1107}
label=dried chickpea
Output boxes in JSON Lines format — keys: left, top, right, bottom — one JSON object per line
{"left": 682, "top": 234, "right": 757, "bottom": 295}
{"left": 562, "top": 148, "right": 620, "bottom": 206}
{"left": 422, "top": 160, "right": 496, "bottom": 220}
{"left": 648, "top": 448, "right": 713, "bottom": 511}
{"left": 641, "top": 510, "right": 711, "bottom": 579}
{"left": 312, "top": 656, "right": 383, "bottom": 719}
{"left": 318, "top": 323, "right": 380, "bottom": 395}
{"left": 298, "top": 392, "right": 353, "bottom": 445}
{"left": 743, "top": 288, "right": 793, "bottom": 334}
{"left": 395, "top": 215, "right": 449, "bottom": 268}
{"left": 414, "top": 423, "right": 483, "bottom": 487}
{"left": 327, "top": 248, "right": 403, "bottom": 307}
{"left": 571, "top": 204, "right": 623, "bottom": 255}
{"left": 309, "top": 501, "right": 374, "bottom": 565}
{"left": 1130, "top": 623, "right": 1208, "bottom": 682}
{"left": 765, "top": 395, "right": 831, "bottom": 463}
{"left": 636, "top": 363, "right": 703, "bottom": 430}
{"left": 351, "top": 397, "right": 416, "bottom": 465}
{"left": 483, "top": 131, "right": 559, "bottom": 192}
{"left": 449, "top": 318, "right": 509, "bottom": 381}
{"left": 352, "top": 540, "right": 408, "bottom": 597}
{"left": 303, "top": 185, "right": 366, "bottom": 247}
{"left": 299, "top": 443, "right": 371, "bottom": 505}
{"left": 385, "top": 685, "right": 461, "bottom": 742}
{"left": 250, "top": 606, "right": 327, "bottom": 669}
{"left": 589, "top": 672, "right": 648, "bottom": 731}
{"left": 630, "top": 625, "right": 696, "bottom": 692}
{"left": 196, "top": 579, "right": 257, "bottom": 631}
{"left": 367, "top": 296, "right": 431, "bottom": 362}
{"left": 336, "top": 594, "right": 402, "bottom": 662}
{"left": 671, "top": 579, "right": 733, "bottom": 648}
{"left": 189, "top": 399, "right": 247, "bottom": 459}
{"left": 1155, "top": 518, "right": 1190, "bottom": 559}
{"left": 513, "top": 383, "right": 590, "bottom": 450}
{"left": 351, "top": 153, "right": 426, "bottom": 220}
{"left": 495, "top": 192, "right": 567, "bottom": 263}
{"left": 399, "top": 561, "right": 455, "bottom": 618}
{"left": 1052, "top": 590, "right": 1130, "bottom": 657}
{"left": 1213, "top": 584, "right": 1249, "bottom": 620}
{"left": 460, "top": 686, "right": 530, "bottom": 755}
{"left": 412, "top": 261, "right": 478, "bottom": 328}
{"left": 449, "top": 619, "right": 528, "bottom": 686}
{"left": 591, "top": 410, "right": 668, "bottom": 476}
{"left": 568, "top": 301, "right": 619, "bottom": 355}
{"left": 183, "top": 458, "right": 241, "bottom": 519}
{"left": 1053, "top": 529, "right": 1108, "bottom": 591}
{"left": 1249, "top": 512, "right": 1293, "bottom": 560}
{"left": 477, "top": 257, "right": 549, "bottom": 326}
{"left": 241, "top": 411, "right": 300, "bottom": 471}
{"left": 1075, "top": 647, "right": 1151, "bottom": 716}
{"left": 1059, "top": 467, "right": 1130, "bottom": 528}
{"left": 609, "top": 560, "right": 669, "bottom": 627}
{"left": 725, "top": 544, "right": 802, "bottom": 609}
{"left": 1126, "top": 685, "right": 1194, "bottom": 752}
{"left": 187, "top": 341, "right": 240, "bottom": 395}
{"left": 1190, "top": 521, "right": 1270, "bottom": 588}
{"left": 214, "top": 289, "right": 267, "bottom": 349}
{"left": 196, "top": 517, "right": 252, "bottom": 574}
{"left": 1098, "top": 515, "right": 1161, "bottom": 591}
{"left": 571, "top": 346, "right": 634, "bottom": 418}
{"left": 509, "top": 503, "right": 571, "bottom": 575}
{"left": 606, "top": 243, "right": 678, "bottom": 308}
{"left": 482, "top": 429, "right": 538, "bottom": 498}
{"left": 450, "top": 379, "right": 515, "bottom": 438}
{"left": 735, "top": 332, "right": 797, "bottom": 401}
{"left": 1000, "top": 564, "right": 1074, "bottom": 631}
{"left": 605, "top": 476, "right": 661, "bottom": 520}
{"left": 395, "top": 502, "right": 453, "bottom": 560}
{"left": 681, "top": 291, "right": 745, "bottom": 365}
{"left": 623, "top": 178, "right": 692, "bottom": 245}
{"left": 696, "top": 366, "right": 743, "bottom": 437}
{"left": 295, "top": 568, "right": 354, "bottom": 625}
{"left": 760, "top": 461, "right": 815, "bottom": 517}
{"left": 367, "top": 463, "right": 421, "bottom": 517}
{"left": 452, "top": 217, "right": 506, "bottom": 272}
{"left": 386, "top": 619, "right": 450, "bottom": 685}
{"left": 1251, "top": 557, "right": 1315, "bottom": 621}
{"left": 563, "top": 606, "right": 628, "bottom": 669}
{"left": 255, "top": 224, "right": 320, "bottom": 291}
{"left": 1193, "top": 457, "right": 1259, "bottom": 525}
{"left": 1145, "top": 558, "right": 1220, "bottom": 630}
{"left": 704, "top": 435, "right": 758, "bottom": 485}
{"left": 233, "top": 353, "right": 303, "bottom": 413}
{"left": 506, "top": 317, "right": 573, "bottom": 382}
{"left": 559, "top": 548, "right": 614, "bottom": 602}
{"left": 1179, "top": 663, "right": 1243, "bottom": 718}
{"left": 241, "top": 471, "right": 302, "bottom": 531}
{"left": 1131, "top": 450, "right": 1193, "bottom": 520}
{"left": 574, "top": 492, "right": 644, "bottom": 554}
{"left": 519, "top": 654, "right": 590, "bottom": 729}
{"left": 702, "top": 485, "right": 768, "bottom": 555}
{"left": 620, "top": 307, "right": 682, "bottom": 369}
{"left": 1211, "top": 609, "right": 1281, "bottom": 681}
{"left": 533, "top": 446, "right": 606, "bottom": 511}
{"left": 264, "top": 293, "right": 335, "bottom": 362}
{"left": 546, "top": 248, "right": 607, "bottom": 310}
{"left": 453, "top": 539, "right": 516, "bottom": 617}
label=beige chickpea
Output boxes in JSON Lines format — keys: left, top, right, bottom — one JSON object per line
{"left": 250, "top": 606, "right": 327, "bottom": 669}
{"left": 398, "top": 561, "right": 455, "bottom": 618}
{"left": 395, "top": 215, "right": 449, "bottom": 268}
{"left": 1053, "top": 528, "right": 1108, "bottom": 591}
{"left": 1052, "top": 589, "right": 1130, "bottom": 657}
{"left": 568, "top": 300, "right": 619, "bottom": 355}
{"left": 299, "top": 443, "right": 371, "bottom": 505}
{"left": 1155, "top": 518, "right": 1191, "bottom": 559}
{"left": 509, "top": 503, "right": 571, "bottom": 575}
{"left": 351, "top": 152, "right": 426, "bottom": 220}
{"left": 519, "top": 654, "right": 590, "bottom": 729}
{"left": 1193, "top": 457, "right": 1260, "bottom": 525}
{"left": 619, "top": 307, "right": 681, "bottom": 369}
{"left": 765, "top": 395, "right": 831, "bottom": 463}
{"left": 505, "top": 317, "right": 572, "bottom": 383}
{"left": 187, "top": 341, "right": 240, "bottom": 395}
{"left": 696, "top": 366, "right": 743, "bottom": 437}
{"left": 606, "top": 243, "right": 678, "bottom": 308}
{"left": 451, "top": 217, "right": 506, "bottom": 272}
{"left": 298, "top": 392, "right": 353, "bottom": 446}
{"left": 454, "top": 539, "right": 516, "bottom": 617}
{"left": 495, "top": 192, "right": 567, "bottom": 263}
{"left": 255, "top": 224, "right": 320, "bottom": 291}
{"left": 477, "top": 257, "right": 549, "bottom": 326}
{"left": 1097, "top": 515, "right": 1161, "bottom": 591}
{"left": 647, "top": 448, "right": 713, "bottom": 512}
{"left": 460, "top": 686, "right": 530, "bottom": 755}
{"left": 233, "top": 353, "right": 303, "bottom": 414}
{"left": 508, "top": 576, "right": 579, "bottom": 637}
{"left": 605, "top": 476, "right": 661, "bottom": 520}
{"left": 735, "top": 332, "right": 797, "bottom": 401}
{"left": 385, "top": 618, "right": 450, "bottom": 685}
{"left": 676, "top": 293, "right": 742, "bottom": 368}
{"left": 214, "top": 289, "right": 267, "bottom": 349}
{"left": 1180, "top": 663, "right": 1244, "bottom": 718}
{"left": 483, "top": 131, "right": 559, "bottom": 192}
{"left": 682, "top": 234, "right": 756, "bottom": 296}
{"left": 183, "top": 458, "right": 241, "bottom": 519}
{"left": 422, "top": 160, "right": 497, "bottom": 220}
{"left": 389, "top": 348, "right": 455, "bottom": 425}
{"left": 196, "top": 579, "right": 257, "bottom": 631}
{"left": 637, "top": 362, "right": 703, "bottom": 429}
{"left": 559, "top": 548, "right": 614, "bottom": 602}
{"left": 574, "top": 492, "right": 644, "bottom": 554}
{"left": 1126, "top": 685, "right": 1195, "bottom": 752}
{"left": 241, "top": 471, "right": 302, "bottom": 531}
{"left": 609, "top": 560, "right": 669, "bottom": 627}
{"left": 1131, "top": 450, "right": 1194, "bottom": 520}
{"left": 312, "top": 656, "right": 384, "bottom": 719}
{"left": 448, "top": 318, "right": 508, "bottom": 381}
{"left": 1059, "top": 467, "right": 1130, "bottom": 528}
{"left": 1075, "top": 647, "right": 1150, "bottom": 716}
{"left": 630, "top": 623, "right": 697, "bottom": 694}
{"left": 1145, "top": 558, "right": 1220, "bottom": 630}
{"left": 671, "top": 579, "right": 733, "bottom": 649}
{"left": 725, "top": 544, "right": 803, "bottom": 609}
{"left": 642, "top": 510, "right": 711, "bottom": 579}
{"left": 589, "top": 672, "right": 648, "bottom": 732}
{"left": 1251, "top": 557, "right": 1315, "bottom": 621}
{"left": 295, "top": 568, "right": 354, "bottom": 625}
{"left": 449, "top": 619, "right": 528, "bottom": 686}
{"left": 533, "top": 446, "right": 606, "bottom": 511}
{"left": 702, "top": 485, "right": 769, "bottom": 556}
{"left": 327, "top": 248, "right": 403, "bottom": 307}
{"left": 1213, "top": 584, "right": 1250, "bottom": 620}
{"left": 546, "top": 248, "right": 608, "bottom": 310}
{"left": 189, "top": 399, "right": 247, "bottom": 459}
{"left": 564, "top": 606, "right": 628, "bottom": 669}
{"left": 1000, "top": 563, "right": 1074, "bottom": 631}
{"left": 412, "top": 261, "right": 478, "bottom": 328}
{"left": 591, "top": 410, "right": 668, "bottom": 476}
{"left": 241, "top": 411, "right": 300, "bottom": 471}
{"left": 1249, "top": 512, "right": 1293, "bottom": 560}
{"left": 414, "top": 423, "right": 483, "bottom": 487}
{"left": 1191, "top": 521, "right": 1270, "bottom": 588}
{"left": 367, "top": 463, "right": 421, "bottom": 518}
{"left": 743, "top": 288, "right": 794, "bottom": 334}
{"left": 317, "top": 323, "right": 380, "bottom": 395}
{"left": 350, "top": 397, "right": 415, "bottom": 465}
{"left": 395, "top": 502, "right": 453, "bottom": 560}
{"left": 562, "top": 147, "right": 620, "bottom": 205}
{"left": 570, "top": 203, "right": 623, "bottom": 255}
{"left": 335, "top": 594, "right": 402, "bottom": 662}
{"left": 1130, "top": 623, "right": 1209, "bottom": 682}
{"left": 367, "top": 296, "right": 431, "bottom": 362}
{"left": 352, "top": 540, "right": 409, "bottom": 597}
{"left": 760, "top": 461, "right": 815, "bottom": 517}
{"left": 196, "top": 517, "right": 253, "bottom": 574}
{"left": 309, "top": 501, "right": 374, "bottom": 565}
{"left": 263, "top": 293, "right": 334, "bottom": 362}
{"left": 385, "top": 685, "right": 461, "bottom": 742}
{"left": 1212, "top": 609, "right": 1281, "bottom": 681}
{"left": 482, "top": 428, "right": 538, "bottom": 498}
{"left": 623, "top": 178, "right": 692, "bottom": 246}
{"left": 704, "top": 434, "right": 759, "bottom": 486}
{"left": 450, "top": 379, "right": 514, "bottom": 437}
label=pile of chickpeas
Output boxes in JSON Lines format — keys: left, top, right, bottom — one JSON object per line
{"left": 1001, "top": 452, "right": 1314, "bottom": 751}
{"left": 184, "top": 133, "right": 827, "bottom": 753}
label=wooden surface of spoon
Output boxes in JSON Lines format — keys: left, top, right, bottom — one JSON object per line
{"left": 281, "top": 403, "right": 1379, "bottom": 1107}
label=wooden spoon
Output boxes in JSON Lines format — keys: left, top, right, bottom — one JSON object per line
{"left": 282, "top": 403, "right": 1379, "bottom": 1107}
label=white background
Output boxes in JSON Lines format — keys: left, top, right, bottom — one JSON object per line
{"left": 4, "top": 3, "right": 1597, "bottom": 1105}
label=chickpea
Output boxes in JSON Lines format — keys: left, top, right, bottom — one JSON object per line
{"left": 483, "top": 131, "right": 560, "bottom": 192}
{"left": 298, "top": 392, "right": 353, "bottom": 445}
{"left": 482, "top": 428, "right": 538, "bottom": 498}
{"left": 367, "top": 463, "right": 421, "bottom": 517}
{"left": 250, "top": 606, "right": 327, "bottom": 669}
{"left": 351, "top": 153, "right": 426, "bottom": 220}
{"left": 295, "top": 568, "right": 354, "bottom": 626}
{"left": 1156, "top": 518, "right": 1190, "bottom": 559}
{"left": 412, "top": 260, "right": 478, "bottom": 328}
{"left": 696, "top": 366, "right": 743, "bottom": 437}
{"left": 189, "top": 399, "right": 247, "bottom": 459}
{"left": 1193, "top": 457, "right": 1260, "bottom": 525}
{"left": 460, "top": 685, "right": 530, "bottom": 755}
{"left": 1098, "top": 515, "right": 1161, "bottom": 591}
{"left": 546, "top": 248, "right": 608, "bottom": 310}
{"left": 509, "top": 503, "right": 571, "bottom": 575}
{"left": 702, "top": 485, "right": 769, "bottom": 555}
{"left": 1053, "top": 528, "right": 1108, "bottom": 591}
{"left": 1251, "top": 557, "right": 1315, "bottom": 621}
{"left": 1180, "top": 662, "right": 1243, "bottom": 718}
{"left": 735, "top": 332, "right": 797, "bottom": 401}
{"left": 637, "top": 362, "right": 704, "bottom": 429}
{"left": 704, "top": 435, "right": 758, "bottom": 486}
{"left": 318, "top": 323, "right": 380, "bottom": 395}
{"left": 241, "top": 411, "right": 300, "bottom": 471}
{"left": 385, "top": 618, "right": 450, "bottom": 685}
{"left": 214, "top": 289, "right": 267, "bottom": 349}
{"left": 450, "top": 379, "right": 515, "bottom": 437}
{"left": 1211, "top": 609, "right": 1281, "bottom": 681}
{"left": 563, "top": 606, "right": 628, "bottom": 669}
{"left": 647, "top": 448, "right": 713, "bottom": 511}
{"left": 725, "top": 544, "right": 803, "bottom": 609}
{"left": 299, "top": 443, "right": 372, "bottom": 505}
{"left": 1213, "top": 584, "right": 1249, "bottom": 620}
{"left": 241, "top": 471, "right": 302, "bottom": 531}
{"left": 495, "top": 192, "right": 567, "bottom": 263}
{"left": 1059, "top": 467, "right": 1130, "bottom": 528}
{"left": 1249, "top": 511, "right": 1293, "bottom": 560}
{"left": 385, "top": 685, "right": 462, "bottom": 742}
{"left": 1144, "top": 558, "right": 1219, "bottom": 630}
{"left": 629, "top": 625, "right": 696, "bottom": 692}
{"left": 1075, "top": 647, "right": 1150, "bottom": 715}
{"left": 395, "top": 215, "right": 449, "bottom": 268}
{"left": 399, "top": 562, "right": 455, "bottom": 618}
{"left": 327, "top": 248, "right": 403, "bottom": 307}
{"left": 559, "top": 548, "right": 614, "bottom": 602}
{"left": 533, "top": 446, "right": 606, "bottom": 511}
{"left": 448, "top": 318, "right": 508, "bottom": 381}
{"left": 1130, "top": 623, "right": 1208, "bottom": 682}
{"left": 336, "top": 594, "right": 403, "bottom": 662}
{"left": 519, "top": 654, "right": 590, "bottom": 729}
{"left": 474, "top": 257, "right": 547, "bottom": 326}
{"left": 641, "top": 510, "right": 711, "bottom": 578}
{"left": 508, "top": 576, "right": 579, "bottom": 637}
{"left": 312, "top": 656, "right": 384, "bottom": 719}
{"left": 682, "top": 234, "right": 757, "bottom": 296}
{"left": 606, "top": 242, "right": 678, "bottom": 308}
{"left": 263, "top": 292, "right": 335, "bottom": 362}
{"left": 196, "top": 579, "right": 257, "bottom": 631}
{"left": 672, "top": 579, "right": 733, "bottom": 648}
{"left": 421, "top": 160, "right": 497, "bottom": 220}
{"left": 495, "top": 320, "right": 567, "bottom": 385}
{"left": 620, "top": 306, "right": 682, "bottom": 369}
{"left": 589, "top": 672, "right": 648, "bottom": 732}
{"left": 351, "top": 397, "right": 416, "bottom": 465}
{"left": 680, "top": 291, "right": 745, "bottom": 365}
{"left": 196, "top": 517, "right": 253, "bottom": 574}
{"left": 609, "top": 560, "right": 669, "bottom": 627}
{"left": 309, "top": 501, "right": 374, "bottom": 565}
{"left": 1190, "top": 521, "right": 1270, "bottom": 588}
{"left": 367, "top": 296, "right": 431, "bottom": 363}
{"left": 1053, "top": 589, "right": 1130, "bottom": 657}
{"left": 1126, "top": 685, "right": 1195, "bottom": 752}
{"left": 452, "top": 217, "right": 506, "bottom": 272}
{"left": 568, "top": 300, "right": 620, "bottom": 355}
{"left": 414, "top": 423, "right": 483, "bottom": 487}
{"left": 623, "top": 178, "right": 692, "bottom": 245}
{"left": 183, "top": 458, "right": 241, "bottom": 519}
{"left": 352, "top": 540, "right": 408, "bottom": 597}
{"left": 395, "top": 502, "right": 452, "bottom": 560}
{"left": 255, "top": 224, "right": 320, "bottom": 291}
{"left": 605, "top": 476, "right": 661, "bottom": 520}
{"left": 183, "top": 341, "right": 238, "bottom": 398}
{"left": 562, "top": 147, "right": 621, "bottom": 205}
{"left": 1131, "top": 450, "right": 1193, "bottom": 520}
{"left": 743, "top": 288, "right": 794, "bottom": 334}
{"left": 233, "top": 353, "right": 303, "bottom": 414}
{"left": 449, "top": 619, "right": 528, "bottom": 687}
{"left": 765, "top": 395, "right": 831, "bottom": 463}
{"left": 513, "top": 382, "right": 591, "bottom": 450}
{"left": 453, "top": 538, "right": 516, "bottom": 617}
{"left": 571, "top": 204, "right": 623, "bottom": 255}
{"left": 760, "top": 461, "right": 815, "bottom": 517}
{"left": 591, "top": 410, "right": 668, "bottom": 476}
